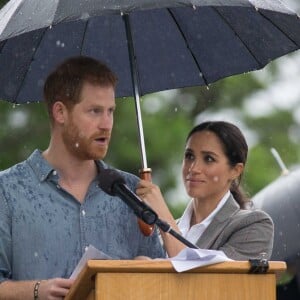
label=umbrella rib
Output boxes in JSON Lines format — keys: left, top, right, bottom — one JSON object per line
{"left": 212, "top": 7, "right": 264, "bottom": 69}
{"left": 14, "top": 28, "right": 48, "bottom": 103}
{"left": 79, "top": 20, "right": 89, "bottom": 55}
{"left": 245, "top": 0, "right": 299, "bottom": 47}
{"left": 167, "top": 8, "right": 209, "bottom": 86}
{"left": 0, "top": 39, "right": 6, "bottom": 53}
{"left": 255, "top": 10, "right": 299, "bottom": 48}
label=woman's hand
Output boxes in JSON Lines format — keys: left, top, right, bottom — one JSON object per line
{"left": 136, "top": 180, "right": 186, "bottom": 257}
{"left": 136, "top": 179, "right": 170, "bottom": 219}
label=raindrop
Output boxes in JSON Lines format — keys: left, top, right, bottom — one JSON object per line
{"left": 56, "top": 40, "right": 65, "bottom": 48}
{"left": 81, "top": 12, "right": 90, "bottom": 20}
{"left": 38, "top": 79, "right": 44, "bottom": 87}
{"left": 34, "top": 252, "right": 38, "bottom": 257}
{"left": 174, "top": 107, "right": 178, "bottom": 112}
{"left": 213, "top": 176, "right": 219, "bottom": 182}
{"left": 8, "top": 110, "right": 28, "bottom": 128}
{"left": 206, "top": 86, "right": 210, "bottom": 91}
{"left": 75, "top": 143, "right": 79, "bottom": 148}
{"left": 192, "top": 5, "right": 196, "bottom": 10}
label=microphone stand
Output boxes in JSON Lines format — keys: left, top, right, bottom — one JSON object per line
{"left": 134, "top": 202, "right": 198, "bottom": 249}
{"left": 97, "top": 171, "right": 199, "bottom": 250}
{"left": 155, "top": 218, "right": 199, "bottom": 249}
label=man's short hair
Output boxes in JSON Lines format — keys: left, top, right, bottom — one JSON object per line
{"left": 43, "top": 56, "right": 117, "bottom": 121}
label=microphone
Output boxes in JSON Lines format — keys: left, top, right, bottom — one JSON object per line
{"left": 97, "top": 168, "right": 158, "bottom": 225}
{"left": 97, "top": 168, "right": 199, "bottom": 249}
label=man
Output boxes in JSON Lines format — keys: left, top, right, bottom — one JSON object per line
{"left": 0, "top": 56, "right": 164, "bottom": 299}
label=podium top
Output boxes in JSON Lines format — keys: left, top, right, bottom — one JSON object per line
{"left": 85, "top": 259, "right": 286, "bottom": 273}
{"left": 65, "top": 260, "right": 286, "bottom": 300}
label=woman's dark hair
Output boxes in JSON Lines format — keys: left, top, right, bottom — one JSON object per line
{"left": 186, "top": 121, "right": 250, "bottom": 209}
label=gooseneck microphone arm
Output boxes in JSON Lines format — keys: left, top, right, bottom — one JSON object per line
{"left": 155, "top": 219, "right": 199, "bottom": 249}
{"left": 112, "top": 181, "right": 158, "bottom": 226}
{"left": 98, "top": 168, "right": 199, "bottom": 250}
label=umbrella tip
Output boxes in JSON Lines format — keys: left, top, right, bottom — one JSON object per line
{"left": 281, "top": 169, "right": 290, "bottom": 176}
{"left": 270, "top": 148, "right": 289, "bottom": 176}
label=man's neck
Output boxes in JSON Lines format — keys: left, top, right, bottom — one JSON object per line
{"left": 44, "top": 149, "right": 95, "bottom": 179}
{"left": 42, "top": 145, "right": 98, "bottom": 203}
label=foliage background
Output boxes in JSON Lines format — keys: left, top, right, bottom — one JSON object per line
{"left": 1, "top": 0, "right": 300, "bottom": 218}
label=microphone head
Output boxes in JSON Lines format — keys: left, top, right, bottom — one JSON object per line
{"left": 97, "top": 168, "right": 126, "bottom": 196}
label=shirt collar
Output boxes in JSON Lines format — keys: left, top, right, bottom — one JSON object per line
{"left": 26, "top": 149, "right": 54, "bottom": 182}
{"left": 178, "top": 190, "right": 231, "bottom": 233}
{"left": 26, "top": 149, "right": 108, "bottom": 182}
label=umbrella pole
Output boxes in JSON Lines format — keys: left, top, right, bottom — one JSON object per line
{"left": 124, "top": 14, "right": 154, "bottom": 236}
{"left": 123, "top": 14, "right": 152, "bottom": 180}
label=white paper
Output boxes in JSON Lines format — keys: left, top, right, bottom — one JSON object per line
{"left": 169, "top": 248, "right": 233, "bottom": 272}
{"left": 70, "top": 245, "right": 112, "bottom": 279}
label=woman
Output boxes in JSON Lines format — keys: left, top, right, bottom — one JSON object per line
{"left": 136, "top": 121, "right": 274, "bottom": 260}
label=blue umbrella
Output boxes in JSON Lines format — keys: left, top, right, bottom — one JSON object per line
{"left": 1, "top": 0, "right": 300, "bottom": 237}
{"left": 252, "top": 164, "right": 300, "bottom": 297}
{"left": 253, "top": 168, "right": 300, "bottom": 262}
{"left": 1, "top": 0, "right": 300, "bottom": 171}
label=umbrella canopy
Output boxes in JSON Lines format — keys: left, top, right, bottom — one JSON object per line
{"left": 1, "top": 0, "right": 300, "bottom": 237}
{"left": 252, "top": 168, "right": 300, "bottom": 262}
{"left": 1, "top": 0, "right": 300, "bottom": 104}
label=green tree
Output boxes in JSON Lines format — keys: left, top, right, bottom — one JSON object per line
{"left": 0, "top": 0, "right": 7, "bottom": 7}
{"left": 1, "top": 0, "right": 300, "bottom": 213}
{"left": 0, "top": 102, "right": 49, "bottom": 168}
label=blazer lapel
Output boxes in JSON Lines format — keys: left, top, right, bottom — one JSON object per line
{"left": 196, "top": 195, "right": 240, "bottom": 249}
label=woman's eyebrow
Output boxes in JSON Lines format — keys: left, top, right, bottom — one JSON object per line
{"left": 201, "top": 150, "right": 219, "bottom": 157}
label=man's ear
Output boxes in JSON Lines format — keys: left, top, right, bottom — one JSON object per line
{"left": 52, "top": 101, "right": 67, "bottom": 124}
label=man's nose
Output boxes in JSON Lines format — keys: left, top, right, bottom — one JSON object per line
{"left": 98, "top": 111, "right": 113, "bottom": 129}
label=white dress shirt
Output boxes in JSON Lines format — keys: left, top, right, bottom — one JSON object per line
{"left": 178, "top": 191, "right": 230, "bottom": 244}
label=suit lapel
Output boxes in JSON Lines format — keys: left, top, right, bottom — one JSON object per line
{"left": 196, "top": 195, "right": 240, "bottom": 249}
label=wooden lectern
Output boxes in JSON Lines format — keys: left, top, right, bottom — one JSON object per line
{"left": 65, "top": 260, "right": 286, "bottom": 300}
